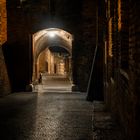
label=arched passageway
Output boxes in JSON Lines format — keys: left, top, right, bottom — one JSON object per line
{"left": 32, "top": 28, "right": 73, "bottom": 92}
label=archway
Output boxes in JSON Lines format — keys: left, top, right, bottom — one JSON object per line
{"left": 32, "top": 28, "right": 73, "bottom": 92}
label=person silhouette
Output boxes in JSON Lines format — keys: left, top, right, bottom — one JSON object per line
{"left": 38, "top": 73, "right": 42, "bottom": 84}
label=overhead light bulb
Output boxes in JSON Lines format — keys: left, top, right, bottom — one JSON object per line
{"left": 48, "top": 31, "right": 56, "bottom": 38}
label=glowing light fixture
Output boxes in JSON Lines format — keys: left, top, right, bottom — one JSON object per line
{"left": 48, "top": 31, "right": 56, "bottom": 38}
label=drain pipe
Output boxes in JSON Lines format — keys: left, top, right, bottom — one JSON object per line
{"left": 86, "top": 1, "right": 98, "bottom": 101}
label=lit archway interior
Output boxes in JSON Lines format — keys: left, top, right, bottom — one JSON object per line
{"left": 32, "top": 28, "right": 73, "bottom": 91}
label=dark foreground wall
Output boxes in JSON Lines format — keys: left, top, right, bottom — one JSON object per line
{"left": 0, "top": 0, "right": 11, "bottom": 96}
{"left": 2, "top": 41, "right": 31, "bottom": 92}
{"left": 105, "top": 0, "right": 140, "bottom": 139}
{"left": 0, "top": 47, "right": 11, "bottom": 96}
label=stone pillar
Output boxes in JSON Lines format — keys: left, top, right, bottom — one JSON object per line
{"left": 50, "top": 53, "right": 54, "bottom": 74}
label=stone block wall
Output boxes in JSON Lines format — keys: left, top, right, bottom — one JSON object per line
{"left": 129, "top": 1, "right": 140, "bottom": 139}
{"left": 71, "top": 0, "right": 97, "bottom": 92}
{"left": 105, "top": 0, "right": 140, "bottom": 139}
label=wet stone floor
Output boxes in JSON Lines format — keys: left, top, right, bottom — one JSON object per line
{"left": 0, "top": 92, "right": 93, "bottom": 140}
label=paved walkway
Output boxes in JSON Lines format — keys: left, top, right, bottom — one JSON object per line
{"left": 0, "top": 92, "right": 93, "bottom": 140}
{"left": 0, "top": 92, "right": 125, "bottom": 140}
{"left": 0, "top": 75, "right": 124, "bottom": 140}
{"left": 93, "top": 101, "right": 125, "bottom": 140}
{"left": 35, "top": 74, "right": 72, "bottom": 93}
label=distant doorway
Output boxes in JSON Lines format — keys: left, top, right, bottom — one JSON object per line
{"left": 32, "top": 28, "right": 73, "bottom": 92}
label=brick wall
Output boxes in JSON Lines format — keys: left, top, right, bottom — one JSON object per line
{"left": 73, "top": 0, "right": 97, "bottom": 91}
{"left": 105, "top": 0, "right": 140, "bottom": 139}
{"left": 129, "top": 1, "right": 140, "bottom": 139}
{"left": 0, "top": 0, "right": 11, "bottom": 96}
{"left": 86, "top": 0, "right": 105, "bottom": 100}
{"left": 0, "top": 0, "right": 7, "bottom": 44}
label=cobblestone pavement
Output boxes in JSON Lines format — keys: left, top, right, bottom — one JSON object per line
{"left": 0, "top": 92, "right": 93, "bottom": 140}
{"left": 93, "top": 101, "right": 125, "bottom": 140}
{"left": 35, "top": 74, "right": 72, "bottom": 93}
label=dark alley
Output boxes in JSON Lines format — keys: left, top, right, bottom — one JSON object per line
{"left": 0, "top": 0, "right": 140, "bottom": 139}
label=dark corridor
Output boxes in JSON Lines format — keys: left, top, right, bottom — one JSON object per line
{"left": 0, "top": 0, "right": 140, "bottom": 139}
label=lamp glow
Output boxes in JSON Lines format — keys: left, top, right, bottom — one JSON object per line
{"left": 48, "top": 31, "right": 56, "bottom": 38}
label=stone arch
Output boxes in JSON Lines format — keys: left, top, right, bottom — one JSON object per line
{"left": 32, "top": 28, "right": 73, "bottom": 81}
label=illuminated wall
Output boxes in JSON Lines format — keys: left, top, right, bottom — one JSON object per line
{"left": 0, "top": 0, "right": 11, "bottom": 95}
{"left": 0, "top": 0, "right": 7, "bottom": 45}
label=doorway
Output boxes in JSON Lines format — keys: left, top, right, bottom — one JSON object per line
{"left": 32, "top": 28, "right": 73, "bottom": 92}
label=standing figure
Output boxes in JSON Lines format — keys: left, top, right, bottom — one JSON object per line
{"left": 38, "top": 72, "right": 42, "bottom": 84}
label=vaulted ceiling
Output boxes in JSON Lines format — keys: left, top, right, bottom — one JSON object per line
{"left": 33, "top": 28, "right": 73, "bottom": 60}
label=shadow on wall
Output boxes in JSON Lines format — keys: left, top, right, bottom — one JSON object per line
{"left": 0, "top": 47, "right": 11, "bottom": 96}
{"left": 2, "top": 42, "right": 31, "bottom": 92}
{"left": 0, "top": 93, "right": 38, "bottom": 139}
